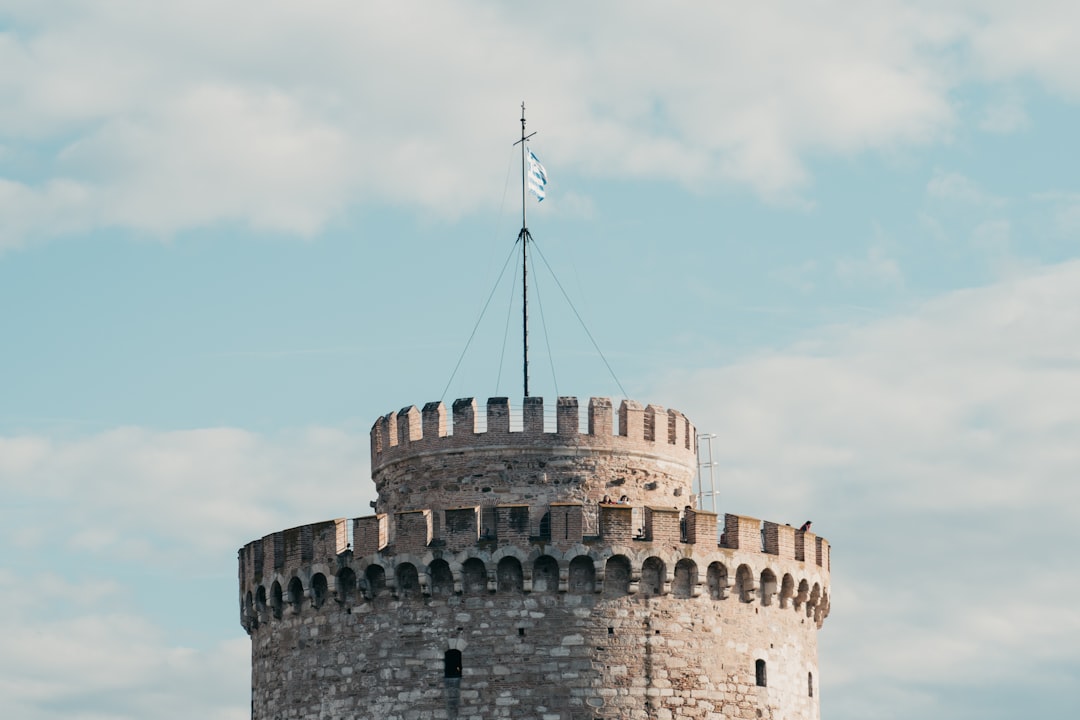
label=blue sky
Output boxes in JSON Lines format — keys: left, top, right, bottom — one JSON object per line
{"left": 1, "top": 2, "right": 1078, "bottom": 718}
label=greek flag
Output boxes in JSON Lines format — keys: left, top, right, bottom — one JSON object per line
{"left": 527, "top": 148, "right": 547, "bottom": 202}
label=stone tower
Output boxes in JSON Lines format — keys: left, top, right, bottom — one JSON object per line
{"left": 238, "top": 395, "right": 831, "bottom": 719}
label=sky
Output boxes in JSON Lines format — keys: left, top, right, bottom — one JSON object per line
{"left": 1, "top": 1, "right": 1078, "bottom": 718}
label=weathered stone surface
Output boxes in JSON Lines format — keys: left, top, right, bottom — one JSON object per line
{"left": 238, "top": 396, "right": 832, "bottom": 720}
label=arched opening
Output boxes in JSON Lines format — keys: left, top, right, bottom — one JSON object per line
{"left": 809, "top": 583, "right": 822, "bottom": 618}
{"left": 755, "top": 659, "right": 767, "bottom": 687}
{"left": 336, "top": 567, "right": 357, "bottom": 605}
{"left": 603, "top": 555, "right": 631, "bottom": 597}
{"left": 796, "top": 578, "right": 810, "bottom": 610}
{"left": 255, "top": 585, "right": 268, "bottom": 618}
{"left": 673, "top": 558, "right": 697, "bottom": 598}
{"left": 568, "top": 556, "right": 595, "bottom": 593}
{"left": 310, "top": 573, "right": 328, "bottom": 609}
{"left": 538, "top": 511, "right": 551, "bottom": 540}
{"left": 808, "top": 671, "right": 814, "bottom": 697}
{"left": 396, "top": 562, "right": 421, "bottom": 599}
{"left": 736, "top": 564, "right": 755, "bottom": 603}
{"left": 706, "top": 562, "right": 728, "bottom": 600}
{"left": 780, "top": 573, "right": 795, "bottom": 609}
{"left": 270, "top": 581, "right": 283, "bottom": 619}
{"left": 641, "top": 557, "right": 665, "bottom": 597}
{"left": 759, "top": 568, "right": 778, "bottom": 606}
{"left": 818, "top": 590, "right": 830, "bottom": 623}
{"left": 462, "top": 558, "right": 487, "bottom": 594}
{"left": 287, "top": 577, "right": 304, "bottom": 613}
{"left": 444, "top": 649, "right": 462, "bottom": 679}
{"left": 532, "top": 555, "right": 559, "bottom": 593}
{"left": 365, "top": 564, "right": 387, "bottom": 598}
{"left": 496, "top": 557, "right": 524, "bottom": 593}
{"left": 429, "top": 559, "right": 454, "bottom": 596}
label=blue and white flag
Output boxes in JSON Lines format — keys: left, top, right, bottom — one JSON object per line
{"left": 527, "top": 148, "right": 547, "bottom": 202}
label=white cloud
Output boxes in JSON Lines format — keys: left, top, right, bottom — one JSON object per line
{"left": 979, "top": 92, "right": 1030, "bottom": 133}
{"left": 8, "top": 0, "right": 1080, "bottom": 246}
{"left": 927, "top": 169, "right": 1002, "bottom": 206}
{"left": 0, "top": 425, "right": 375, "bottom": 564}
{"left": 966, "top": 0, "right": 1080, "bottom": 98}
{"left": 835, "top": 245, "right": 903, "bottom": 287}
{"left": 0, "top": 424, "right": 377, "bottom": 719}
{"left": 971, "top": 218, "right": 1012, "bottom": 256}
{"left": 655, "top": 259, "right": 1080, "bottom": 717}
{"left": 0, "top": 569, "right": 249, "bottom": 720}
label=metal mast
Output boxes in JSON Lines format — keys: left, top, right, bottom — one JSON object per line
{"left": 513, "top": 102, "right": 537, "bottom": 397}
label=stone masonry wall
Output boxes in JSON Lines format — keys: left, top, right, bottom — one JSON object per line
{"left": 243, "top": 539, "right": 827, "bottom": 720}
{"left": 370, "top": 397, "right": 697, "bottom": 519}
{"left": 239, "top": 396, "right": 832, "bottom": 720}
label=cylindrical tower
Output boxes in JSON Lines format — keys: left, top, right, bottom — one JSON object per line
{"left": 238, "top": 396, "right": 832, "bottom": 720}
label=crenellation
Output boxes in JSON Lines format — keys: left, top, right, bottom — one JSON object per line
{"left": 723, "top": 514, "right": 763, "bottom": 552}
{"left": 669, "top": 408, "right": 686, "bottom": 448}
{"left": 398, "top": 405, "right": 421, "bottom": 444}
{"left": 421, "top": 400, "right": 447, "bottom": 440}
{"left": 523, "top": 395, "right": 544, "bottom": 432}
{"left": 311, "top": 519, "right": 348, "bottom": 560}
{"left": 354, "top": 514, "right": 388, "bottom": 556}
{"left": 384, "top": 410, "right": 398, "bottom": 448}
{"left": 645, "top": 506, "right": 681, "bottom": 544}
{"left": 243, "top": 395, "right": 830, "bottom": 720}
{"left": 251, "top": 537, "right": 263, "bottom": 582}
{"left": 816, "top": 536, "right": 829, "bottom": 570}
{"left": 272, "top": 531, "right": 284, "bottom": 570}
{"left": 487, "top": 396, "right": 511, "bottom": 434}
{"left": 685, "top": 509, "right": 717, "bottom": 545}
{"left": 619, "top": 399, "right": 644, "bottom": 439}
{"left": 588, "top": 396, "right": 613, "bottom": 435}
{"left": 495, "top": 504, "right": 531, "bottom": 544}
{"left": 395, "top": 510, "right": 433, "bottom": 554}
{"left": 556, "top": 396, "right": 579, "bottom": 435}
{"left": 763, "top": 522, "right": 796, "bottom": 559}
{"left": 645, "top": 404, "right": 666, "bottom": 442}
{"left": 548, "top": 502, "right": 584, "bottom": 547}
{"left": 601, "top": 503, "right": 635, "bottom": 544}
{"left": 282, "top": 525, "right": 306, "bottom": 565}
{"left": 443, "top": 506, "right": 480, "bottom": 551}
{"left": 452, "top": 397, "right": 477, "bottom": 436}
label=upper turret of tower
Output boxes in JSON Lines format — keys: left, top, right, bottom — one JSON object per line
{"left": 369, "top": 395, "right": 697, "bottom": 516}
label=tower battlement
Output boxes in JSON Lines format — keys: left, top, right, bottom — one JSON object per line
{"left": 372, "top": 396, "right": 695, "bottom": 469}
{"left": 240, "top": 394, "right": 833, "bottom": 720}
{"left": 238, "top": 507, "right": 831, "bottom": 633}
{"left": 370, "top": 396, "right": 698, "bottom": 516}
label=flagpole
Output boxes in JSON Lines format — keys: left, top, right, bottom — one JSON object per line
{"left": 514, "top": 102, "right": 537, "bottom": 398}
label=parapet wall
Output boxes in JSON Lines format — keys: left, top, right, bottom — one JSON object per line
{"left": 370, "top": 396, "right": 698, "bottom": 515}
{"left": 241, "top": 507, "right": 831, "bottom": 720}
{"left": 238, "top": 506, "right": 831, "bottom": 628}
{"left": 240, "top": 392, "right": 834, "bottom": 720}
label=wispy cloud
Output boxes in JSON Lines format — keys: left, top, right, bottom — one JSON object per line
{"left": 655, "top": 259, "right": 1080, "bottom": 718}
{"left": 1, "top": 1, "right": 1076, "bottom": 248}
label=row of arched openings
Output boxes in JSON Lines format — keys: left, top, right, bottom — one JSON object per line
{"left": 245, "top": 556, "right": 825, "bottom": 624}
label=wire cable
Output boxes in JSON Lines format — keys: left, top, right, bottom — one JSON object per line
{"left": 440, "top": 239, "right": 520, "bottom": 402}
{"left": 495, "top": 243, "right": 521, "bottom": 395}
{"left": 531, "top": 240, "right": 628, "bottom": 398}
{"left": 532, "top": 262, "right": 559, "bottom": 397}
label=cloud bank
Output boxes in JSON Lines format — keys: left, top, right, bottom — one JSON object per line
{"left": 0, "top": 426, "right": 373, "bottom": 719}
{"left": 657, "top": 259, "right": 1080, "bottom": 718}
{"left": 2, "top": 0, "right": 1079, "bottom": 247}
